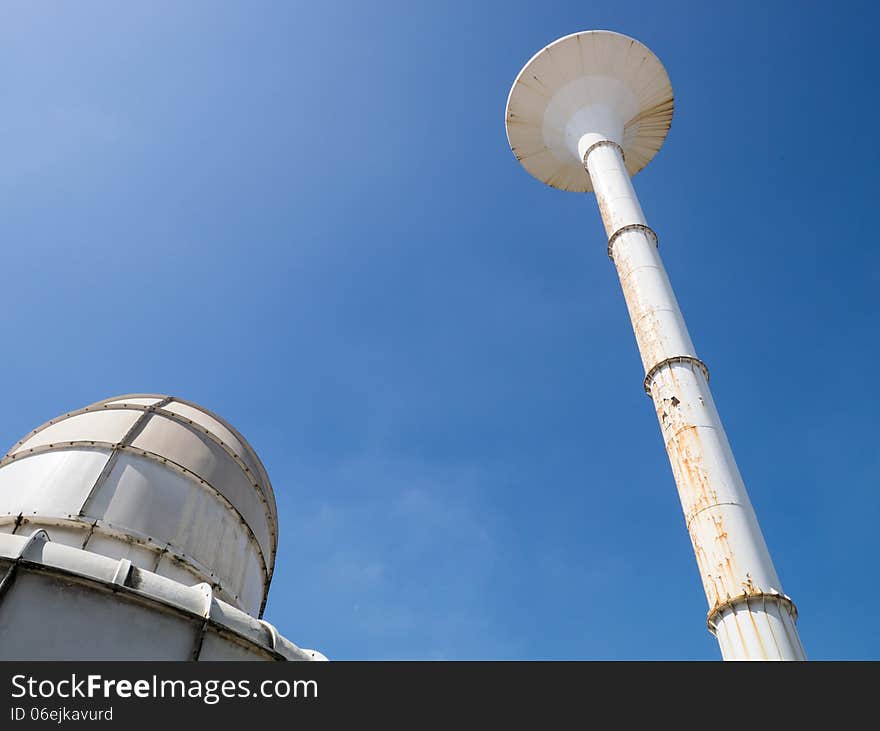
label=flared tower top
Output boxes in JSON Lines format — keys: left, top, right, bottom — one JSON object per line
{"left": 505, "top": 30, "right": 674, "bottom": 192}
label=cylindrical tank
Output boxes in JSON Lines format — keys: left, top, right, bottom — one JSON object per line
{"left": 0, "top": 394, "right": 324, "bottom": 661}
{"left": 0, "top": 394, "right": 274, "bottom": 616}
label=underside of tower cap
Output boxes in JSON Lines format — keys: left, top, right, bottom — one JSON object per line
{"left": 505, "top": 30, "right": 674, "bottom": 193}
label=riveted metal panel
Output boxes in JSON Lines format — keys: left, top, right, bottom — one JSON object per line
{"left": 85, "top": 453, "right": 266, "bottom": 611}
{"left": 0, "top": 533, "right": 319, "bottom": 661}
{"left": 0, "top": 571, "right": 197, "bottom": 660}
{"left": 0, "top": 449, "right": 111, "bottom": 517}
{"left": 84, "top": 528, "right": 181, "bottom": 577}
{"left": 104, "top": 397, "right": 162, "bottom": 407}
{"left": 163, "top": 401, "right": 264, "bottom": 480}
{"left": 0, "top": 394, "right": 281, "bottom": 620}
{"left": 0, "top": 517, "right": 88, "bottom": 546}
{"left": 10, "top": 410, "right": 141, "bottom": 455}
{"left": 129, "top": 415, "right": 273, "bottom": 561}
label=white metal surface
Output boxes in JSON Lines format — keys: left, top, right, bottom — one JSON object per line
{"left": 0, "top": 530, "right": 324, "bottom": 661}
{"left": 505, "top": 30, "right": 673, "bottom": 192}
{"left": 505, "top": 31, "right": 806, "bottom": 660}
{"left": 0, "top": 394, "right": 277, "bottom": 618}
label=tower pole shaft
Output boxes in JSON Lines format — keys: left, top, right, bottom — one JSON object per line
{"left": 583, "top": 140, "right": 806, "bottom": 660}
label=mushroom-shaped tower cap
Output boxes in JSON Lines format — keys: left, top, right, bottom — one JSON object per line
{"left": 505, "top": 30, "right": 674, "bottom": 192}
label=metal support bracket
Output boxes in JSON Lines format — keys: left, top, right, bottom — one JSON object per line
{"left": 259, "top": 619, "right": 279, "bottom": 652}
{"left": 111, "top": 558, "right": 132, "bottom": 588}
{"left": 643, "top": 355, "right": 710, "bottom": 396}
{"left": 190, "top": 583, "right": 214, "bottom": 661}
{"left": 706, "top": 591, "right": 799, "bottom": 636}
{"left": 0, "top": 529, "right": 50, "bottom": 604}
{"left": 581, "top": 139, "right": 625, "bottom": 166}
{"left": 606, "top": 223, "right": 658, "bottom": 260}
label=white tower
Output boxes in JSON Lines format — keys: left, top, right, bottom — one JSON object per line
{"left": 505, "top": 30, "right": 805, "bottom": 660}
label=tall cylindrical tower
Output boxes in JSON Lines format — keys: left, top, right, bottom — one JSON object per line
{"left": 505, "top": 30, "right": 805, "bottom": 660}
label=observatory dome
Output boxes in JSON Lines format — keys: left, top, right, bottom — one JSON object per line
{"left": 0, "top": 394, "right": 276, "bottom": 618}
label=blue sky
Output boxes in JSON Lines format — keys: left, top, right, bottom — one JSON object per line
{"left": 1, "top": 1, "right": 877, "bottom": 660}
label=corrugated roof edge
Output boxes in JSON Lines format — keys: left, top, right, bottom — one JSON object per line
{"left": 0, "top": 531, "right": 325, "bottom": 661}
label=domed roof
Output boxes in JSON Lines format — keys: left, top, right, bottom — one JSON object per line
{"left": 0, "top": 394, "right": 278, "bottom": 617}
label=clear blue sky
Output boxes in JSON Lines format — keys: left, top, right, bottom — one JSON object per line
{"left": 1, "top": 1, "right": 876, "bottom": 660}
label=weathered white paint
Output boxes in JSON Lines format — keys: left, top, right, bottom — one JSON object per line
{"left": 505, "top": 30, "right": 673, "bottom": 192}
{"left": 505, "top": 30, "right": 806, "bottom": 660}
{"left": 0, "top": 394, "right": 277, "bottom": 617}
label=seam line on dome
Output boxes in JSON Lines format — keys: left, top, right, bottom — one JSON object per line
{"left": 77, "top": 397, "right": 173, "bottom": 522}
